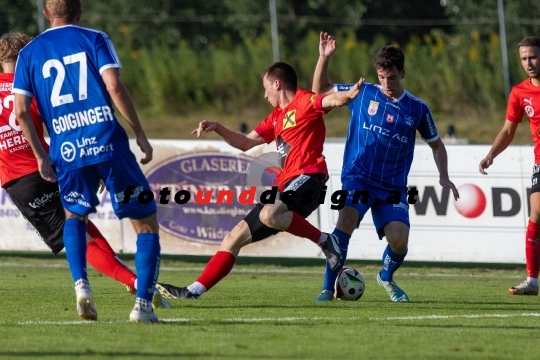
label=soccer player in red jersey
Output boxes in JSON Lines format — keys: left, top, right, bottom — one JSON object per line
{"left": 0, "top": 32, "right": 169, "bottom": 308}
{"left": 157, "top": 62, "right": 363, "bottom": 299}
{"left": 480, "top": 36, "right": 540, "bottom": 295}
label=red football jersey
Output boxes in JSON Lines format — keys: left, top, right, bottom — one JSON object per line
{"left": 0, "top": 73, "right": 49, "bottom": 187}
{"left": 507, "top": 79, "right": 540, "bottom": 164}
{"left": 255, "top": 88, "right": 329, "bottom": 185}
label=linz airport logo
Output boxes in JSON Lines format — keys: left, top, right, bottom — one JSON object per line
{"left": 146, "top": 152, "right": 255, "bottom": 245}
{"left": 60, "top": 141, "right": 76, "bottom": 162}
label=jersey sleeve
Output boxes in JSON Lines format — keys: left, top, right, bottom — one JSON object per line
{"left": 506, "top": 88, "right": 524, "bottom": 122}
{"left": 305, "top": 93, "right": 328, "bottom": 115}
{"left": 254, "top": 114, "right": 275, "bottom": 144}
{"left": 334, "top": 84, "right": 356, "bottom": 110}
{"left": 417, "top": 105, "right": 440, "bottom": 143}
{"left": 12, "top": 52, "right": 34, "bottom": 97}
{"left": 96, "top": 32, "right": 122, "bottom": 74}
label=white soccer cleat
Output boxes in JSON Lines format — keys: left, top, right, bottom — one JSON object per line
{"left": 152, "top": 288, "right": 172, "bottom": 309}
{"left": 75, "top": 279, "right": 97, "bottom": 321}
{"left": 508, "top": 280, "right": 539, "bottom": 295}
{"left": 125, "top": 284, "right": 136, "bottom": 295}
{"left": 129, "top": 303, "right": 160, "bottom": 324}
{"left": 376, "top": 272, "right": 410, "bottom": 302}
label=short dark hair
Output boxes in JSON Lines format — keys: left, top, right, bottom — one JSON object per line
{"left": 373, "top": 45, "right": 405, "bottom": 72}
{"left": 518, "top": 36, "right": 540, "bottom": 49}
{"left": 263, "top": 62, "right": 298, "bottom": 91}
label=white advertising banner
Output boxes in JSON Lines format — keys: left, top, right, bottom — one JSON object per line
{"left": 320, "top": 142, "right": 532, "bottom": 263}
{"left": 0, "top": 139, "right": 533, "bottom": 263}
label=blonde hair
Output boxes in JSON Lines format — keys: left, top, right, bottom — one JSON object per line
{"left": 0, "top": 33, "right": 30, "bottom": 63}
{"left": 46, "top": 0, "right": 81, "bottom": 21}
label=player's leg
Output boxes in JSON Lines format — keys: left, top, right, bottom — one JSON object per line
{"left": 64, "top": 210, "right": 98, "bottom": 320}
{"left": 57, "top": 167, "right": 102, "bottom": 320}
{"left": 85, "top": 220, "right": 137, "bottom": 291}
{"left": 5, "top": 171, "right": 65, "bottom": 255}
{"left": 509, "top": 188, "right": 540, "bottom": 295}
{"left": 380, "top": 221, "right": 409, "bottom": 280}
{"left": 315, "top": 179, "right": 373, "bottom": 301}
{"left": 263, "top": 174, "right": 342, "bottom": 269}
{"left": 158, "top": 204, "right": 277, "bottom": 299}
{"left": 127, "top": 215, "right": 161, "bottom": 322}
{"left": 372, "top": 193, "right": 411, "bottom": 302}
{"left": 100, "top": 154, "right": 161, "bottom": 323}
{"left": 315, "top": 206, "right": 359, "bottom": 301}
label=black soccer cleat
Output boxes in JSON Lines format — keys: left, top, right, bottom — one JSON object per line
{"left": 156, "top": 283, "right": 199, "bottom": 299}
{"left": 319, "top": 233, "right": 342, "bottom": 270}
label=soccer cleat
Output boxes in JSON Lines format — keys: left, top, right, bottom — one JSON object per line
{"left": 319, "top": 233, "right": 341, "bottom": 270}
{"left": 152, "top": 288, "right": 172, "bottom": 309}
{"left": 377, "top": 272, "right": 409, "bottom": 302}
{"left": 75, "top": 279, "right": 98, "bottom": 321}
{"left": 508, "top": 280, "right": 539, "bottom": 296}
{"left": 129, "top": 303, "right": 160, "bottom": 324}
{"left": 125, "top": 284, "right": 136, "bottom": 295}
{"left": 155, "top": 283, "right": 199, "bottom": 299}
{"left": 313, "top": 290, "right": 334, "bottom": 301}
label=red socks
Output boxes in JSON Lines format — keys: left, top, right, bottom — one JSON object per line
{"left": 85, "top": 220, "right": 137, "bottom": 288}
{"left": 285, "top": 211, "right": 322, "bottom": 244}
{"left": 196, "top": 251, "right": 236, "bottom": 291}
{"left": 86, "top": 220, "right": 115, "bottom": 255}
{"left": 526, "top": 220, "right": 540, "bottom": 278}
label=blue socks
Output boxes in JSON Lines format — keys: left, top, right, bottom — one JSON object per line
{"left": 380, "top": 245, "right": 407, "bottom": 282}
{"left": 322, "top": 229, "right": 351, "bottom": 292}
{"left": 135, "top": 233, "right": 161, "bottom": 301}
{"left": 64, "top": 218, "right": 88, "bottom": 282}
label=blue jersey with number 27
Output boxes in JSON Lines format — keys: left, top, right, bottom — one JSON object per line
{"left": 335, "top": 82, "right": 439, "bottom": 189}
{"left": 13, "top": 25, "right": 131, "bottom": 171}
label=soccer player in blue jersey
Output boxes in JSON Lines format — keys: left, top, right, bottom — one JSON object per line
{"left": 13, "top": 0, "right": 161, "bottom": 323}
{"left": 312, "top": 32, "right": 460, "bottom": 302}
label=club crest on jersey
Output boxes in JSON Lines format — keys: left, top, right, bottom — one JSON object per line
{"left": 368, "top": 100, "right": 379, "bottom": 116}
{"left": 526, "top": 106, "right": 534, "bottom": 117}
{"left": 283, "top": 110, "right": 296, "bottom": 130}
{"left": 386, "top": 114, "right": 394, "bottom": 123}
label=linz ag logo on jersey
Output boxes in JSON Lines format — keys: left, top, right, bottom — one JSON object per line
{"left": 283, "top": 110, "right": 296, "bottom": 130}
{"left": 368, "top": 100, "right": 379, "bottom": 115}
{"left": 386, "top": 114, "right": 394, "bottom": 123}
{"left": 363, "top": 122, "right": 408, "bottom": 143}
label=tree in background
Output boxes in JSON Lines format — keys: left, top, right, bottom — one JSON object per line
{"left": 0, "top": 0, "right": 37, "bottom": 36}
{"left": 444, "top": 0, "right": 540, "bottom": 84}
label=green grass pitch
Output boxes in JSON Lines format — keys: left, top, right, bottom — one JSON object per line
{"left": 0, "top": 252, "right": 538, "bottom": 360}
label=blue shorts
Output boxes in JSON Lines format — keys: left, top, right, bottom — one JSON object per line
{"left": 57, "top": 153, "right": 156, "bottom": 219}
{"left": 342, "top": 177, "right": 410, "bottom": 239}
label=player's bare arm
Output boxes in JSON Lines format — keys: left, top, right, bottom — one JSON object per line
{"left": 14, "top": 94, "right": 57, "bottom": 183}
{"left": 428, "top": 138, "right": 459, "bottom": 200}
{"left": 101, "top": 68, "right": 153, "bottom": 165}
{"left": 312, "top": 32, "right": 336, "bottom": 95}
{"left": 192, "top": 120, "right": 265, "bottom": 151}
{"left": 321, "top": 78, "right": 364, "bottom": 110}
{"left": 479, "top": 120, "right": 519, "bottom": 175}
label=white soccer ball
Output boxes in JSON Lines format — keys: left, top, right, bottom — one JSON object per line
{"left": 335, "top": 267, "right": 365, "bottom": 301}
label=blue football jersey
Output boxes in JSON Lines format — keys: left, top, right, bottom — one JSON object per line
{"left": 12, "top": 25, "right": 131, "bottom": 171}
{"left": 335, "top": 82, "right": 439, "bottom": 189}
